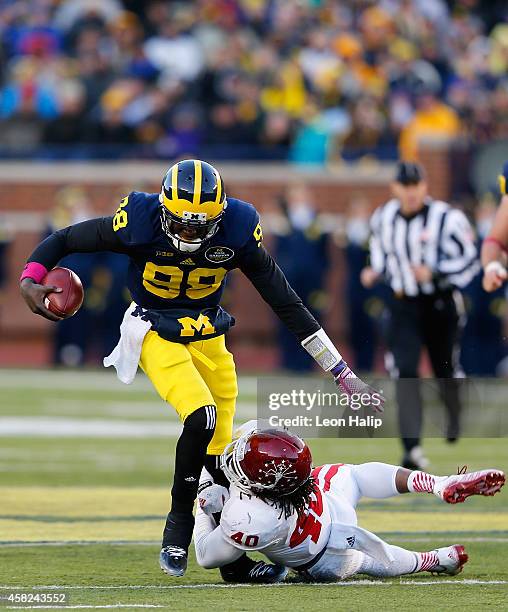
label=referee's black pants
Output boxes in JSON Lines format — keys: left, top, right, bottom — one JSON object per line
{"left": 386, "top": 290, "right": 463, "bottom": 454}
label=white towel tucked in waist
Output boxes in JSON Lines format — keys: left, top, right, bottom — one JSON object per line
{"left": 103, "top": 302, "right": 152, "bottom": 384}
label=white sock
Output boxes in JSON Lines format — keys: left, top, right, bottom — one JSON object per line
{"left": 350, "top": 462, "right": 400, "bottom": 498}
{"left": 360, "top": 546, "right": 439, "bottom": 577}
{"left": 407, "top": 471, "right": 447, "bottom": 495}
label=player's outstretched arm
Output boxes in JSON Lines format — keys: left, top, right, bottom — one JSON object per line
{"left": 194, "top": 505, "right": 244, "bottom": 569}
{"left": 20, "top": 217, "right": 126, "bottom": 321}
{"left": 240, "top": 245, "right": 384, "bottom": 411}
{"left": 482, "top": 165, "right": 508, "bottom": 292}
{"left": 482, "top": 197, "right": 508, "bottom": 293}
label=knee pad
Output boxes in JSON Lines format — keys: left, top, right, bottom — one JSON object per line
{"left": 184, "top": 405, "right": 217, "bottom": 442}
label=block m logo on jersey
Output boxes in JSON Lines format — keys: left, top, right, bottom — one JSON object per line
{"left": 177, "top": 313, "right": 216, "bottom": 337}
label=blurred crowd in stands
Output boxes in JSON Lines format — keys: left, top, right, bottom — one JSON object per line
{"left": 0, "top": 0, "right": 507, "bottom": 162}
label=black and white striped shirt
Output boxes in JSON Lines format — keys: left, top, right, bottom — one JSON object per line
{"left": 369, "top": 198, "right": 479, "bottom": 296}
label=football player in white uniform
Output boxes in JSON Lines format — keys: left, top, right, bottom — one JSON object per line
{"left": 194, "top": 428, "right": 505, "bottom": 581}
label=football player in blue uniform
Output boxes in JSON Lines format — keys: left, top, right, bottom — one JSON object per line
{"left": 20, "top": 160, "right": 382, "bottom": 578}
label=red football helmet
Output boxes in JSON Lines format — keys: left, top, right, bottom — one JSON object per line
{"left": 221, "top": 428, "right": 313, "bottom": 497}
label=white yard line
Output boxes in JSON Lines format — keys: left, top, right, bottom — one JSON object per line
{"left": 1, "top": 535, "right": 507, "bottom": 547}
{"left": 0, "top": 418, "right": 183, "bottom": 438}
{"left": 5, "top": 606, "right": 165, "bottom": 610}
{"left": 0, "top": 580, "right": 507, "bottom": 592}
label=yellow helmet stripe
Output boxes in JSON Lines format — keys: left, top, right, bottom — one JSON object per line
{"left": 171, "top": 163, "right": 178, "bottom": 201}
{"left": 193, "top": 160, "right": 202, "bottom": 207}
{"left": 215, "top": 173, "right": 222, "bottom": 207}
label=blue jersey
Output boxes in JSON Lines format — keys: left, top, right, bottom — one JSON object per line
{"left": 112, "top": 191, "right": 263, "bottom": 341}
{"left": 28, "top": 190, "right": 319, "bottom": 344}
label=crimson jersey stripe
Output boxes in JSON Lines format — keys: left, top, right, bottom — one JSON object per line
{"left": 312, "top": 464, "right": 344, "bottom": 492}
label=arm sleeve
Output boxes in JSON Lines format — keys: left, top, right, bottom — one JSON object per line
{"left": 193, "top": 507, "right": 244, "bottom": 569}
{"left": 27, "top": 217, "right": 128, "bottom": 270}
{"left": 239, "top": 245, "right": 320, "bottom": 341}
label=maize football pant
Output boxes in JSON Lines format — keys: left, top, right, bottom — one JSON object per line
{"left": 139, "top": 331, "right": 238, "bottom": 455}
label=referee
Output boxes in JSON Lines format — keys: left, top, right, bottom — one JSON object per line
{"left": 361, "top": 162, "right": 479, "bottom": 469}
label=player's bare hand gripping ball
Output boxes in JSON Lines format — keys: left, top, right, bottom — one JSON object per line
{"left": 20, "top": 267, "right": 84, "bottom": 321}
{"left": 20, "top": 278, "right": 63, "bottom": 321}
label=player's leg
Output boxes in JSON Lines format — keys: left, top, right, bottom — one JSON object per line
{"left": 191, "top": 335, "right": 237, "bottom": 487}
{"left": 359, "top": 543, "right": 469, "bottom": 577}
{"left": 193, "top": 335, "right": 287, "bottom": 584}
{"left": 139, "top": 331, "right": 217, "bottom": 576}
{"left": 386, "top": 299, "right": 426, "bottom": 469}
{"left": 349, "top": 462, "right": 505, "bottom": 503}
{"left": 422, "top": 292, "right": 463, "bottom": 441}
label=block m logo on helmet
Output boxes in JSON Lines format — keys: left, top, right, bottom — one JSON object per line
{"left": 177, "top": 313, "right": 216, "bottom": 337}
{"left": 183, "top": 211, "right": 208, "bottom": 222}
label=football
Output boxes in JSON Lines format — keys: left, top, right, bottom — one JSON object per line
{"left": 41, "top": 267, "right": 84, "bottom": 318}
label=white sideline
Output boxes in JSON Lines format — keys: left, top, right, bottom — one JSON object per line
{"left": 1, "top": 580, "right": 507, "bottom": 591}
{"left": 1, "top": 536, "right": 507, "bottom": 547}
{"left": 5, "top": 606, "right": 165, "bottom": 610}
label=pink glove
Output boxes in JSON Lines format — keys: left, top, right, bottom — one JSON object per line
{"left": 332, "top": 361, "right": 385, "bottom": 413}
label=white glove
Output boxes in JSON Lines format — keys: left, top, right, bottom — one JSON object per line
{"left": 197, "top": 481, "right": 230, "bottom": 516}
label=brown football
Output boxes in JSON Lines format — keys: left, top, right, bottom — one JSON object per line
{"left": 41, "top": 267, "right": 84, "bottom": 318}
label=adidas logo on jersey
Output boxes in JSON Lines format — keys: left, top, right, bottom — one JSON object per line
{"left": 346, "top": 535, "right": 356, "bottom": 547}
{"left": 180, "top": 258, "right": 195, "bottom": 265}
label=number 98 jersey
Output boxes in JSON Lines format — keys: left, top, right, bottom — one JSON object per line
{"left": 112, "top": 191, "right": 263, "bottom": 342}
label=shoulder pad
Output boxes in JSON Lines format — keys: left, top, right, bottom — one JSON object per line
{"left": 220, "top": 198, "right": 260, "bottom": 249}
{"left": 112, "top": 191, "right": 160, "bottom": 246}
{"left": 220, "top": 495, "right": 283, "bottom": 551}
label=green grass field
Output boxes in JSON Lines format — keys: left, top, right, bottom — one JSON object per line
{"left": 0, "top": 369, "right": 506, "bottom": 611}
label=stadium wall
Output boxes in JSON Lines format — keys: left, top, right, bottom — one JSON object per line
{"left": 0, "top": 147, "right": 452, "bottom": 368}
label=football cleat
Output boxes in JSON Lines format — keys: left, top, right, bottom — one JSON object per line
{"left": 220, "top": 559, "right": 288, "bottom": 584}
{"left": 435, "top": 468, "right": 505, "bottom": 504}
{"left": 160, "top": 546, "right": 188, "bottom": 577}
{"left": 429, "top": 545, "right": 468, "bottom": 576}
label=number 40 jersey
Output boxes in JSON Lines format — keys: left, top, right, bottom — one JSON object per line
{"left": 218, "top": 464, "right": 357, "bottom": 568}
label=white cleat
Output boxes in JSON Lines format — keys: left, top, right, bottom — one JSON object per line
{"left": 430, "top": 545, "right": 468, "bottom": 576}
{"left": 434, "top": 469, "right": 505, "bottom": 504}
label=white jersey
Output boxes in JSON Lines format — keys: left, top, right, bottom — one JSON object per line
{"left": 219, "top": 463, "right": 355, "bottom": 568}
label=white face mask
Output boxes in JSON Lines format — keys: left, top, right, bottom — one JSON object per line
{"left": 170, "top": 236, "right": 203, "bottom": 252}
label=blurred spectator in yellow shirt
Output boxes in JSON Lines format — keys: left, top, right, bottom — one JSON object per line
{"left": 399, "top": 92, "right": 461, "bottom": 161}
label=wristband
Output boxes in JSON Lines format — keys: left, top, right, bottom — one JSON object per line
{"left": 483, "top": 236, "right": 508, "bottom": 254}
{"left": 301, "top": 328, "right": 343, "bottom": 371}
{"left": 331, "top": 361, "right": 348, "bottom": 377}
{"left": 20, "top": 262, "right": 48, "bottom": 284}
